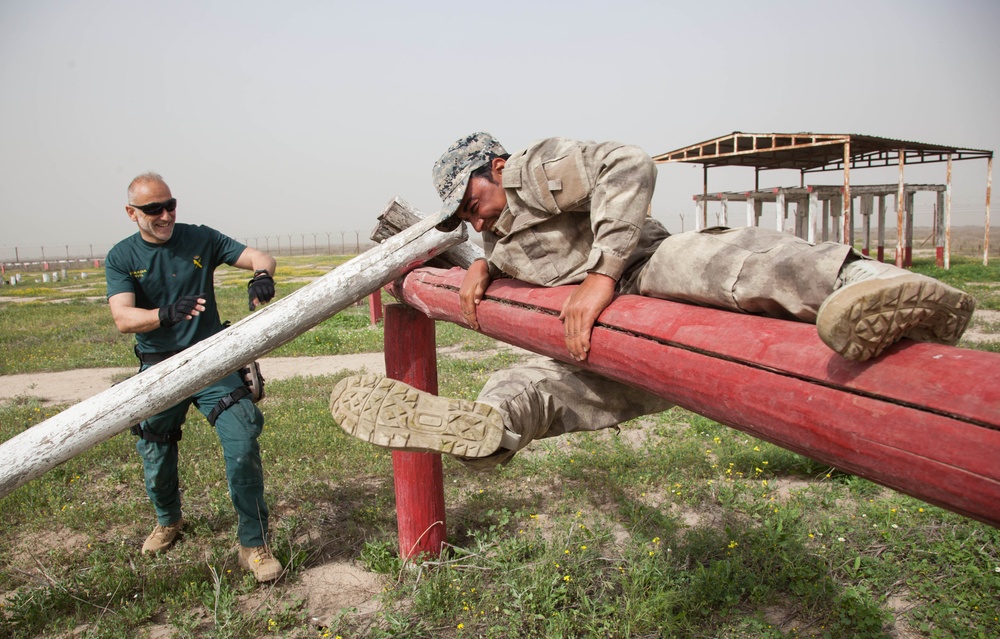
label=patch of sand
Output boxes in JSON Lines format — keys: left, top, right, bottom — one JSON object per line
{"left": 0, "top": 354, "right": 387, "bottom": 407}
{"left": 288, "top": 561, "right": 385, "bottom": 629}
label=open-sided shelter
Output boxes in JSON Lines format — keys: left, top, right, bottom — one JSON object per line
{"left": 652, "top": 132, "right": 993, "bottom": 268}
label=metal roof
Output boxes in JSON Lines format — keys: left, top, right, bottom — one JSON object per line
{"left": 651, "top": 132, "right": 993, "bottom": 173}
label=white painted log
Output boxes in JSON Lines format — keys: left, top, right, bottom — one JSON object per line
{"left": 807, "top": 189, "right": 819, "bottom": 244}
{"left": 370, "top": 197, "right": 484, "bottom": 268}
{"left": 0, "top": 200, "right": 467, "bottom": 499}
{"left": 775, "top": 191, "right": 785, "bottom": 233}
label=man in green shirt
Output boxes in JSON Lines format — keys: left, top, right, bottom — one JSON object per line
{"left": 106, "top": 172, "right": 281, "bottom": 582}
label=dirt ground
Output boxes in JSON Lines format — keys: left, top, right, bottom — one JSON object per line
{"left": 3, "top": 242, "right": 996, "bottom": 637}
{"left": 0, "top": 354, "right": 387, "bottom": 407}
{"left": 1, "top": 309, "right": 995, "bottom": 637}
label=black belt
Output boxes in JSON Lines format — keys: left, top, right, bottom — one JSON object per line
{"left": 135, "top": 345, "right": 184, "bottom": 366}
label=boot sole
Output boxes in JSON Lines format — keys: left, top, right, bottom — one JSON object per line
{"left": 817, "top": 274, "right": 975, "bottom": 361}
{"left": 330, "top": 375, "right": 504, "bottom": 458}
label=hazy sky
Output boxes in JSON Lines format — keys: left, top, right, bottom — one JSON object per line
{"left": 2, "top": 0, "right": 998, "bottom": 258}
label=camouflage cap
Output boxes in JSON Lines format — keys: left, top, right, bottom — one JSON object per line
{"left": 432, "top": 132, "right": 506, "bottom": 230}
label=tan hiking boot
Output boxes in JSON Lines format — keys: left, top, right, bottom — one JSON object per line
{"left": 238, "top": 545, "right": 283, "bottom": 582}
{"left": 141, "top": 518, "right": 184, "bottom": 555}
{"left": 817, "top": 269, "right": 975, "bottom": 361}
{"left": 330, "top": 374, "right": 506, "bottom": 457}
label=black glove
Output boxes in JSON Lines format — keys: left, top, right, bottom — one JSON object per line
{"left": 248, "top": 270, "right": 275, "bottom": 311}
{"left": 158, "top": 294, "right": 203, "bottom": 328}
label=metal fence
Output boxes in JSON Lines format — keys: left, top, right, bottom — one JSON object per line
{"left": 3, "top": 222, "right": 996, "bottom": 277}
{"left": 0, "top": 232, "right": 376, "bottom": 273}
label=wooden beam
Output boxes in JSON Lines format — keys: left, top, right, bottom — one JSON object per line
{"left": 946, "top": 154, "right": 953, "bottom": 269}
{"left": 390, "top": 267, "right": 1000, "bottom": 529}
{"left": 896, "top": 151, "right": 906, "bottom": 267}
{"left": 985, "top": 156, "right": 993, "bottom": 267}
{"left": 384, "top": 303, "right": 447, "bottom": 559}
{"left": 0, "top": 200, "right": 468, "bottom": 499}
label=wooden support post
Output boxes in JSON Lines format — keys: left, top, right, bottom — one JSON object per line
{"left": 946, "top": 154, "right": 953, "bottom": 270}
{"left": 877, "top": 195, "right": 886, "bottom": 262}
{"left": 905, "top": 191, "right": 915, "bottom": 267}
{"left": 861, "top": 195, "right": 873, "bottom": 256}
{"left": 0, "top": 201, "right": 467, "bottom": 499}
{"left": 822, "top": 199, "right": 830, "bottom": 242}
{"left": 775, "top": 190, "right": 785, "bottom": 233}
{"left": 849, "top": 197, "right": 856, "bottom": 247}
{"left": 842, "top": 141, "right": 852, "bottom": 244}
{"left": 702, "top": 165, "right": 709, "bottom": 229}
{"left": 896, "top": 150, "right": 906, "bottom": 268}
{"left": 985, "top": 155, "right": 993, "bottom": 267}
{"left": 384, "top": 303, "right": 447, "bottom": 559}
{"left": 808, "top": 189, "right": 819, "bottom": 245}
{"left": 832, "top": 194, "right": 843, "bottom": 243}
{"left": 936, "top": 192, "right": 946, "bottom": 268}
{"left": 393, "top": 267, "right": 1000, "bottom": 529}
{"left": 368, "top": 290, "right": 383, "bottom": 325}
{"left": 792, "top": 200, "right": 804, "bottom": 239}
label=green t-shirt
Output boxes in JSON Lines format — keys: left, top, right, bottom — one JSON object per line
{"left": 106, "top": 223, "right": 246, "bottom": 353}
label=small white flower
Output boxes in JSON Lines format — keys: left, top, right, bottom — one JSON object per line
{"left": 995, "top": 566, "right": 1000, "bottom": 573}
{"left": 838, "top": 537, "right": 845, "bottom": 542}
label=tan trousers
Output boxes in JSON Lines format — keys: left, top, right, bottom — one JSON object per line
{"left": 459, "top": 227, "right": 856, "bottom": 470}
{"left": 631, "top": 227, "right": 853, "bottom": 321}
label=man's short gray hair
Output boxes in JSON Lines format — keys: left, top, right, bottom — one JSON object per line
{"left": 127, "top": 172, "right": 167, "bottom": 202}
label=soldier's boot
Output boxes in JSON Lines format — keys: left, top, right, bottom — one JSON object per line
{"left": 141, "top": 518, "right": 184, "bottom": 555}
{"left": 817, "top": 259, "right": 975, "bottom": 361}
{"left": 330, "top": 374, "right": 515, "bottom": 457}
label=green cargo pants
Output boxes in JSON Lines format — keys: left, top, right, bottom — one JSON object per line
{"left": 135, "top": 369, "right": 268, "bottom": 547}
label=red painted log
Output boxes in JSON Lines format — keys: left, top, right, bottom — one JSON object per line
{"left": 383, "top": 303, "right": 447, "bottom": 558}
{"left": 369, "top": 289, "right": 383, "bottom": 325}
{"left": 391, "top": 267, "right": 1000, "bottom": 529}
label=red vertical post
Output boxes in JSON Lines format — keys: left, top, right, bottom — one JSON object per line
{"left": 368, "top": 289, "right": 383, "bottom": 324}
{"left": 383, "top": 303, "right": 446, "bottom": 559}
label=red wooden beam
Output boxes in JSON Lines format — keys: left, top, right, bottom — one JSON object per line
{"left": 368, "top": 290, "right": 383, "bottom": 324}
{"left": 390, "top": 267, "right": 1000, "bottom": 529}
{"left": 383, "top": 303, "right": 447, "bottom": 558}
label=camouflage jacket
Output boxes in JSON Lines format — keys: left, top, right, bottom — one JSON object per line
{"left": 484, "top": 138, "right": 669, "bottom": 290}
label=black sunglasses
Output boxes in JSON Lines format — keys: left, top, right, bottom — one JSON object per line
{"left": 131, "top": 198, "right": 177, "bottom": 216}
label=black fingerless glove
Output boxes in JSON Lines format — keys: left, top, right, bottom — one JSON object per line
{"left": 248, "top": 270, "right": 275, "bottom": 311}
{"left": 158, "top": 294, "right": 202, "bottom": 328}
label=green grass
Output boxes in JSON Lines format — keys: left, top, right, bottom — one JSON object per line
{"left": 0, "top": 257, "right": 529, "bottom": 375}
{"left": 1, "top": 255, "right": 999, "bottom": 638}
